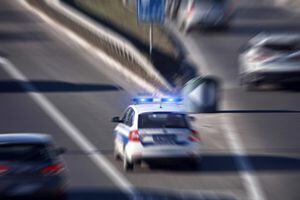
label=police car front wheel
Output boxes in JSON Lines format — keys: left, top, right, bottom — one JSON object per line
{"left": 114, "top": 148, "right": 121, "bottom": 161}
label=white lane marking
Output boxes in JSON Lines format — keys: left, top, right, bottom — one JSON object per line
{"left": 19, "top": 0, "right": 162, "bottom": 95}
{"left": 0, "top": 57, "right": 137, "bottom": 199}
{"left": 221, "top": 114, "right": 266, "bottom": 200}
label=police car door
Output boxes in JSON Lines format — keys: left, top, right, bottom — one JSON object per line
{"left": 117, "top": 108, "right": 135, "bottom": 155}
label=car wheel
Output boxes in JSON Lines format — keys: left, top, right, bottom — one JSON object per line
{"left": 114, "top": 148, "right": 121, "bottom": 161}
{"left": 123, "top": 155, "right": 134, "bottom": 171}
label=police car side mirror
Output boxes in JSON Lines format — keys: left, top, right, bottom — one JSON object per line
{"left": 111, "top": 116, "right": 123, "bottom": 123}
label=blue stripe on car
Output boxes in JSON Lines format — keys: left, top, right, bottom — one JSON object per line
{"left": 116, "top": 132, "right": 129, "bottom": 145}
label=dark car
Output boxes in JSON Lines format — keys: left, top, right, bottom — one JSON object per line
{"left": 0, "top": 133, "right": 67, "bottom": 199}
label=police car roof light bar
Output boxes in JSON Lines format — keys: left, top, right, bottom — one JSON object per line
{"left": 132, "top": 97, "right": 154, "bottom": 104}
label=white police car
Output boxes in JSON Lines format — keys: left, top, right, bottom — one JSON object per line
{"left": 111, "top": 97, "right": 201, "bottom": 171}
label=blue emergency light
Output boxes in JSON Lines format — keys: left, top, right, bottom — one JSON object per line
{"left": 132, "top": 97, "right": 154, "bottom": 104}
{"left": 161, "top": 97, "right": 183, "bottom": 103}
{"left": 132, "top": 97, "right": 183, "bottom": 105}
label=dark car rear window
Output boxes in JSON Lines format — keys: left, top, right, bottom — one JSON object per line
{"left": 0, "top": 143, "right": 52, "bottom": 162}
{"left": 138, "top": 112, "right": 188, "bottom": 129}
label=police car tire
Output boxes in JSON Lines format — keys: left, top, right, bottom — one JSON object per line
{"left": 123, "top": 157, "right": 134, "bottom": 171}
{"left": 114, "top": 149, "right": 121, "bottom": 161}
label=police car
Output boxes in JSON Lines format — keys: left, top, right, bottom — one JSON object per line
{"left": 111, "top": 97, "right": 202, "bottom": 171}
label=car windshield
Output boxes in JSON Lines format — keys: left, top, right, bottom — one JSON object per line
{"left": 138, "top": 112, "right": 188, "bottom": 129}
{"left": 263, "top": 42, "right": 300, "bottom": 52}
{"left": 0, "top": 143, "right": 52, "bottom": 162}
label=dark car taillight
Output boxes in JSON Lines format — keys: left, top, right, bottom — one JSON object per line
{"left": 0, "top": 165, "right": 9, "bottom": 175}
{"left": 41, "top": 163, "right": 64, "bottom": 176}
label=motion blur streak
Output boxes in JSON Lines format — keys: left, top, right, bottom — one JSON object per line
{"left": 0, "top": 57, "right": 137, "bottom": 199}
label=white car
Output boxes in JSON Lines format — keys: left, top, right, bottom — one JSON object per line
{"left": 111, "top": 97, "right": 201, "bottom": 171}
{"left": 239, "top": 34, "right": 300, "bottom": 90}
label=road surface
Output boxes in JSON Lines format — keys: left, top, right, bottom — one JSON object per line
{"left": 0, "top": 0, "right": 299, "bottom": 200}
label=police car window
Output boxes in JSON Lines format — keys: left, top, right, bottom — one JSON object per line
{"left": 121, "top": 109, "right": 127, "bottom": 121}
{"left": 123, "top": 108, "right": 134, "bottom": 126}
{"left": 138, "top": 112, "right": 188, "bottom": 129}
{"left": 122, "top": 108, "right": 130, "bottom": 124}
{"left": 127, "top": 110, "right": 135, "bottom": 127}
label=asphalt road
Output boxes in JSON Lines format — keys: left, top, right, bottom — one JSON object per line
{"left": 0, "top": 0, "right": 299, "bottom": 200}
{"left": 170, "top": 0, "right": 300, "bottom": 200}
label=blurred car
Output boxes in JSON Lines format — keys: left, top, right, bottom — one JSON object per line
{"left": 111, "top": 97, "right": 201, "bottom": 171}
{"left": 239, "top": 34, "right": 300, "bottom": 90}
{"left": 177, "top": 0, "right": 234, "bottom": 33}
{"left": 0, "top": 133, "right": 67, "bottom": 199}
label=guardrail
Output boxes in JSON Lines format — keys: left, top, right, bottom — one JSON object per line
{"left": 26, "top": 0, "right": 173, "bottom": 92}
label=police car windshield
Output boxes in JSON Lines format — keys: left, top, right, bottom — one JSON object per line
{"left": 138, "top": 112, "right": 188, "bottom": 129}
